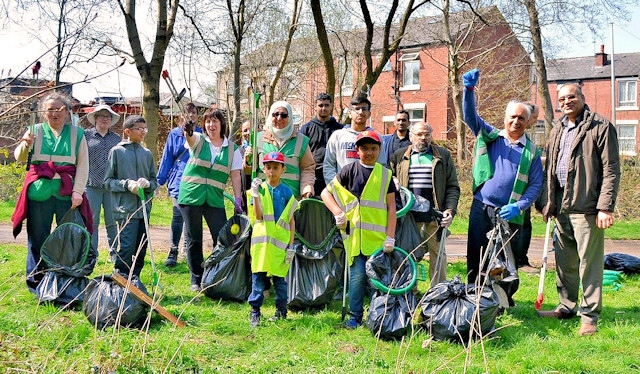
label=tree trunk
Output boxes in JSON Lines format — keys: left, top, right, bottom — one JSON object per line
{"left": 310, "top": 0, "right": 335, "bottom": 105}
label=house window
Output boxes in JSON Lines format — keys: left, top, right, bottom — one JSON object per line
{"left": 408, "top": 108, "right": 423, "bottom": 123}
{"left": 618, "top": 123, "right": 637, "bottom": 155}
{"left": 399, "top": 52, "right": 420, "bottom": 90}
{"left": 337, "top": 57, "right": 353, "bottom": 96}
{"left": 618, "top": 79, "right": 637, "bottom": 107}
{"left": 377, "top": 54, "right": 392, "bottom": 72}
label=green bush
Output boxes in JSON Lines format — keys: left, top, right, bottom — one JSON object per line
{"left": 0, "top": 162, "right": 26, "bottom": 201}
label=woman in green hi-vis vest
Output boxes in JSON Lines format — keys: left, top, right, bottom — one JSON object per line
{"left": 242, "top": 101, "right": 315, "bottom": 199}
{"left": 178, "top": 107, "right": 244, "bottom": 292}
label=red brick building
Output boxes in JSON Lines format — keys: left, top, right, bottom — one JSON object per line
{"left": 531, "top": 45, "right": 640, "bottom": 156}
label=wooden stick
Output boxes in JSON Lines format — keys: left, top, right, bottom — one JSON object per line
{"left": 111, "top": 272, "right": 186, "bottom": 328}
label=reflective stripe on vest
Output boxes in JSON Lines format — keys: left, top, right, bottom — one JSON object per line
{"left": 32, "top": 123, "right": 78, "bottom": 164}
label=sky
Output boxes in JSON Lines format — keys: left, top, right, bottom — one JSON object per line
{"left": 1, "top": 5, "right": 639, "bottom": 104}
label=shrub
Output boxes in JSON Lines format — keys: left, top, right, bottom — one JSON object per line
{"left": 0, "top": 162, "right": 26, "bottom": 201}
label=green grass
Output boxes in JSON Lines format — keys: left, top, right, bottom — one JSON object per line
{"left": 1, "top": 243, "right": 640, "bottom": 372}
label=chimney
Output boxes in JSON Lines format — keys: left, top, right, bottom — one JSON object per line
{"left": 595, "top": 44, "right": 607, "bottom": 67}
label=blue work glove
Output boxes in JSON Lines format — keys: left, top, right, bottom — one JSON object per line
{"left": 234, "top": 196, "right": 244, "bottom": 214}
{"left": 462, "top": 68, "right": 480, "bottom": 88}
{"left": 498, "top": 203, "right": 521, "bottom": 221}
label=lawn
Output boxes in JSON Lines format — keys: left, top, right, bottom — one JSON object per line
{"left": 1, "top": 243, "right": 639, "bottom": 373}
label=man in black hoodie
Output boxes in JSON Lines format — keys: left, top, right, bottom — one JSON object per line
{"left": 299, "top": 93, "right": 344, "bottom": 198}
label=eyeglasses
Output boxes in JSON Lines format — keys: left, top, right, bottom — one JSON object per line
{"left": 558, "top": 94, "right": 577, "bottom": 103}
{"left": 351, "top": 106, "right": 370, "bottom": 112}
{"left": 131, "top": 127, "right": 148, "bottom": 133}
{"left": 272, "top": 112, "right": 289, "bottom": 119}
{"left": 411, "top": 132, "right": 431, "bottom": 138}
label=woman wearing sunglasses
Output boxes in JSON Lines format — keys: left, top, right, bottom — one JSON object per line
{"left": 243, "top": 101, "right": 315, "bottom": 199}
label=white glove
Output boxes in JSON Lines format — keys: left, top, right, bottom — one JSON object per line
{"left": 334, "top": 212, "right": 347, "bottom": 230}
{"left": 441, "top": 210, "right": 453, "bottom": 228}
{"left": 137, "top": 177, "right": 150, "bottom": 189}
{"left": 127, "top": 180, "right": 139, "bottom": 194}
{"left": 383, "top": 236, "right": 395, "bottom": 253}
{"left": 392, "top": 176, "right": 400, "bottom": 191}
{"left": 250, "top": 178, "right": 262, "bottom": 197}
{"left": 285, "top": 246, "right": 295, "bottom": 264}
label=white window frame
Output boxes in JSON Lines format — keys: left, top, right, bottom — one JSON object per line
{"left": 618, "top": 78, "right": 638, "bottom": 109}
{"left": 399, "top": 51, "right": 420, "bottom": 91}
{"left": 617, "top": 120, "right": 637, "bottom": 156}
{"left": 403, "top": 103, "right": 425, "bottom": 126}
{"left": 378, "top": 54, "right": 392, "bottom": 72}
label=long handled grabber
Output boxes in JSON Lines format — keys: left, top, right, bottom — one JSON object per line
{"left": 139, "top": 187, "right": 161, "bottom": 294}
{"left": 161, "top": 70, "right": 194, "bottom": 136}
{"left": 535, "top": 218, "right": 553, "bottom": 310}
{"left": 341, "top": 221, "right": 351, "bottom": 322}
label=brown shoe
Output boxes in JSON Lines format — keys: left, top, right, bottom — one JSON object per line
{"left": 537, "top": 309, "right": 575, "bottom": 319}
{"left": 579, "top": 322, "right": 597, "bottom": 336}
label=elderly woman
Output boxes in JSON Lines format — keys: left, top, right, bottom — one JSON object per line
{"left": 12, "top": 92, "right": 90, "bottom": 293}
{"left": 84, "top": 104, "right": 121, "bottom": 259}
{"left": 244, "top": 101, "right": 315, "bottom": 198}
{"left": 178, "top": 108, "right": 244, "bottom": 292}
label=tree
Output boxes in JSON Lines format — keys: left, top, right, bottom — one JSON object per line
{"left": 115, "top": 0, "right": 179, "bottom": 158}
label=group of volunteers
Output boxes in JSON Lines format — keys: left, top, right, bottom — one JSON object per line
{"left": 12, "top": 67, "right": 620, "bottom": 336}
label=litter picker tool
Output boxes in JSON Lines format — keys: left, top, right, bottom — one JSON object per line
{"left": 535, "top": 219, "right": 553, "bottom": 310}
{"left": 161, "top": 70, "right": 193, "bottom": 136}
{"left": 341, "top": 221, "right": 351, "bottom": 322}
{"left": 139, "top": 187, "right": 161, "bottom": 294}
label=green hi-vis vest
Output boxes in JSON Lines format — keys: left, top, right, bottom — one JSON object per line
{"left": 28, "top": 123, "right": 83, "bottom": 201}
{"left": 472, "top": 128, "right": 540, "bottom": 225}
{"left": 327, "top": 163, "right": 390, "bottom": 266}
{"left": 250, "top": 182, "right": 298, "bottom": 277}
{"left": 178, "top": 134, "right": 236, "bottom": 208}
{"left": 257, "top": 131, "right": 310, "bottom": 197}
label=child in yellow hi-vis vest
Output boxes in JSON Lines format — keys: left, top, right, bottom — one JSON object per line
{"left": 248, "top": 152, "right": 298, "bottom": 327}
{"left": 321, "top": 131, "right": 397, "bottom": 329}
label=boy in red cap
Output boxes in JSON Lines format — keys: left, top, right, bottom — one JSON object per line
{"left": 247, "top": 151, "right": 298, "bottom": 327}
{"left": 321, "top": 131, "right": 397, "bottom": 328}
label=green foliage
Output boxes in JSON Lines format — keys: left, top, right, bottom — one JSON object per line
{"left": 0, "top": 162, "right": 26, "bottom": 201}
{"left": 1, "top": 245, "right": 640, "bottom": 372}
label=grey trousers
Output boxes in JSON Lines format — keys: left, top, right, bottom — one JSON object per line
{"left": 416, "top": 221, "right": 446, "bottom": 287}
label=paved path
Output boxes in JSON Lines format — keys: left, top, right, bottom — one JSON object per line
{"left": 3, "top": 223, "right": 639, "bottom": 269}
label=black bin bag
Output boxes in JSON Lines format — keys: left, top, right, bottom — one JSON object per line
{"left": 365, "top": 250, "right": 417, "bottom": 340}
{"left": 419, "top": 275, "right": 501, "bottom": 342}
{"left": 36, "top": 209, "right": 98, "bottom": 307}
{"left": 202, "top": 215, "right": 252, "bottom": 302}
{"left": 604, "top": 253, "right": 640, "bottom": 274}
{"left": 287, "top": 198, "right": 344, "bottom": 310}
{"left": 82, "top": 274, "right": 149, "bottom": 329}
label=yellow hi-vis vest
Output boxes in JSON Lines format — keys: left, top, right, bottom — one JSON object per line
{"left": 250, "top": 182, "right": 298, "bottom": 277}
{"left": 29, "top": 123, "right": 83, "bottom": 201}
{"left": 179, "top": 134, "right": 235, "bottom": 208}
{"left": 327, "top": 163, "right": 390, "bottom": 266}
{"left": 256, "top": 131, "right": 310, "bottom": 198}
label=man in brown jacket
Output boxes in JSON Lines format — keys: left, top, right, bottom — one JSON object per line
{"left": 390, "top": 122, "right": 460, "bottom": 286}
{"left": 538, "top": 83, "right": 620, "bottom": 336}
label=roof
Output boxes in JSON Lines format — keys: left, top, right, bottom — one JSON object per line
{"left": 546, "top": 52, "right": 640, "bottom": 81}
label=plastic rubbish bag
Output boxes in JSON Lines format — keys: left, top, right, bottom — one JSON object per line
{"left": 419, "top": 275, "right": 501, "bottom": 342}
{"left": 287, "top": 198, "right": 344, "bottom": 310}
{"left": 395, "top": 212, "right": 425, "bottom": 262}
{"left": 82, "top": 274, "right": 149, "bottom": 329}
{"left": 484, "top": 217, "right": 519, "bottom": 306}
{"left": 604, "top": 253, "right": 640, "bottom": 274}
{"left": 365, "top": 250, "right": 417, "bottom": 340}
{"left": 36, "top": 209, "right": 98, "bottom": 306}
{"left": 202, "top": 215, "right": 252, "bottom": 302}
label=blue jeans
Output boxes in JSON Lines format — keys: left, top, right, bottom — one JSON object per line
{"left": 180, "top": 204, "right": 227, "bottom": 285}
{"left": 349, "top": 254, "right": 369, "bottom": 321}
{"left": 26, "top": 197, "right": 71, "bottom": 292}
{"left": 170, "top": 197, "right": 184, "bottom": 251}
{"left": 248, "top": 272, "right": 288, "bottom": 311}
{"left": 115, "top": 217, "right": 147, "bottom": 277}
{"left": 86, "top": 186, "right": 117, "bottom": 254}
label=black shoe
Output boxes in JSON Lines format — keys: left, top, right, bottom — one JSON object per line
{"left": 268, "top": 309, "right": 287, "bottom": 322}
{"left": 165, "top": 249, "right": 178, "bottom": 267}
{"left": 250, "top": 310, "right": 261, "bottom": 327}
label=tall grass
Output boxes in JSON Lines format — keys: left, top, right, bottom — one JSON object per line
{"left": 1, "top": 243, "right": 639, "bottom": 373}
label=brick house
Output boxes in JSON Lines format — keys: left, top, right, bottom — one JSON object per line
{"left": 215, "top": 6, "right": 531, "bottom": 143}
{"left": 531, "top": 45, "right": 640, "bottom": 156}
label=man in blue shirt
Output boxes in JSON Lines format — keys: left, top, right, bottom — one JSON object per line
{"left": 461, "top": 68, "right": 543, "bottom": 288}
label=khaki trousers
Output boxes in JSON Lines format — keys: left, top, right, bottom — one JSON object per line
{"left": 416, "top": 221, "right": 446, "bottom": 287}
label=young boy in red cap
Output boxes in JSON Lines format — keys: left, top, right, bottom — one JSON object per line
{"left": 321, "top": 131, "right": 397, "bottom": 328}
{"left": 248, "top": 151, "right": 298, "bottom": 327}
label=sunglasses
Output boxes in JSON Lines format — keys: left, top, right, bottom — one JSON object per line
{"left": 272, "top": 112, "right": 289, "bottom": 119}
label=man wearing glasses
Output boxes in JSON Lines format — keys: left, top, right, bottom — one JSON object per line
{"left": 537, "top": 83, "right": 620, "bottom": 336}
{"left": 323, "top": 96, "right": 384, "bottom": 185}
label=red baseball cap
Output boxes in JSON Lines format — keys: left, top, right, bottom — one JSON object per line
{"left": 263, "top": 151, "right": 285, "bottom": 164}
{"left": 355, "top": 130, "right": 381, "bottom": 146}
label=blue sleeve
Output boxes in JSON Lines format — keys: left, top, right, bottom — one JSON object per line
{"left": 462, "top": 88, "right": 495, "bottom": 136}
{"left": 518, "top": 155, "right": 543, "bottom": 211}
{"left": 157, "top": 132, "right": 177, "bottom": 186}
